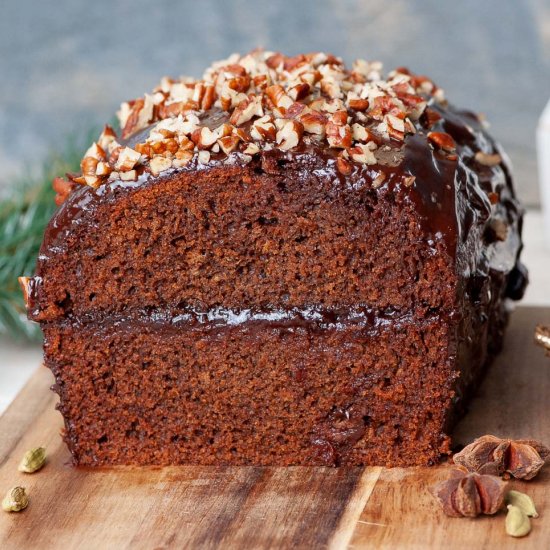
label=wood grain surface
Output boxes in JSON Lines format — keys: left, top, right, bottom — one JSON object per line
{"left": 0, "top": 306, "right": 549, "bottom": 549}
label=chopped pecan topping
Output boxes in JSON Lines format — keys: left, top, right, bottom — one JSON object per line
{"left": 115, "top": 147, "right": 140, "bottom": 172}
{"left": 251, "top": 115, "right": 277, "bottom": 141}
{"left": 298, "top": 111, "right": 327, "bottom": 137}
{"left": 66, "top": 49, "right": 460, "bottom": 188}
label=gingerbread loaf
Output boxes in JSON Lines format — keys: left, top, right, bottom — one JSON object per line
{"left": 21, "top": 50, "right": 527, "bottom": 467}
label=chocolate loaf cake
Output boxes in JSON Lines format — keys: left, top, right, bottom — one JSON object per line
{"left": 21, "top": 50, "right": 527, "bottom": 467}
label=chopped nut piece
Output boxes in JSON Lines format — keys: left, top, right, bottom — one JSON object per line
{"left": 386, "top": 114, "right": 405, "bottom": 136}
{"left": 275, "top": 119, "right": 304, "bottom": 151}
{"left": 233, "top": 127, "right": 252, "bottom": 143}
{"left": 288, "top": 82, "right": 310, "bottom": 101}
{"left": 149, "top": 156, "right": 173, "bottom": 176}
{"left": 326, "top": 113, "right": 352, "bottom": 149}
{"left": 119, "top": 170, "right": 137, "bottom": 181}
{"left": 243, "top": 143, "right": 260, "bottom": 155}
{"left": 265, "top": 84, "right": 293, "bottom": 113}
{"left": 453, "top": 435, "right": 550, "bottom": 480}
{"left": 534, "top": 325, "right": 550, "bottom": 355}
{"left": 298, "top": 112, "right": 327, "bottom": 137}
{"left": 252, "top": 74, "right": 269, "bottom": 90}
{"left": 173, "top": 150, "right": 193, "bottom": 168}
{"left": 427, "top": 131, "right": 456, "bottom": 152}
{"left": 97, "top": 125, "right": 117, "bottom": 151}
{"left": 372, "top": 172, "right": 386, "bottom": 188}
{"left": 18, "top": 447, "right": 46, "bottom": 473}
{"left": 95, "top": 161, "right": 111, "bottom": 177}
{"left": 430, "top": 469, "right": 507, "bottom": 517}
{"left": 349, "top": 143, "right": 377, "bottom": 165}
{"left": 2, "top": 487, "right": 29, "bottom": 513}
{"left": 251, "top": 115, "right": 276, "bottom": 141}
{"left": 475, "top": 152, "right": 502, "bottom": 167}
{"left": 230, "top": 96, "right": 263, "bottom": 126}
{"left": 218, "top": 136, "right": 240, "bottom": 155}
{"left": 348, "top": 98, "right": 370, "bottom": 111}
{"left": 336, "top": 157, "right": 352, "bottom": 175}
{"left": 198, "top": 151, "right": 211, "bottom": 164}
{"left": 117, "top": 102, "right": 132, "bottom": 130}
{"left": 121, "top": 95, "right": 154, "bottom": 138}
{"left": 403, "top": 175, "right": 416, "bottom": 187}
{"left": 52, "top": 177, "right": 75, "bottom": 205}
{"left": 83, "top": 174, "right": 100, "bottom": 188}
{"left": 192, "top": 127, "right": 218, "bottom": 149}
{"left": 200, "top": 84, "right": 216, "bottom": 110}
{"left": 81, "top": 155, "right": 99, "bottom": 177}
{"left": 351, "top": 123, "right": 370, "bottom": 143}
{"left": 115, "top": 147, "right": 141, "bottom": 171}
{"left": 320, "top": 76, "right": 342, "bottom": 99}
{"left": 286, "top": 102, "right": 307, "bottom": 120}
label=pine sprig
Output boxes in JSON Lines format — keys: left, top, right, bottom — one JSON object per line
{"left": 0, "top": 139, "right": 90, "bottom": 341}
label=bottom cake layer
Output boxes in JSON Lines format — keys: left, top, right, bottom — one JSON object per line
{"left": 42, "top": 308, "right": 505, "bottom": 467}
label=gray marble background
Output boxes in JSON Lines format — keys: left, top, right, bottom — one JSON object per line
{"left": 1, "top": 0, "right": 549, "bottom": 204}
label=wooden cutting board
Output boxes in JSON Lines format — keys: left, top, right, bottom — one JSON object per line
{"left": 1, "top": 306, "right": 549, "bottom": 549}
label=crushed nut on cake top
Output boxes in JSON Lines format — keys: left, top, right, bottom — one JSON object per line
{"left": 70, "top": 49, "right": 448, "bottom": 190}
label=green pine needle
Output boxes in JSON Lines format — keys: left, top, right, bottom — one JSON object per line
{"left": 0, "top": 136, "right": 92, "bottom": 341}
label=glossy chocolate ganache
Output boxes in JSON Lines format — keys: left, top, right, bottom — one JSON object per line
{"left": 22, "top": 50, "right": 527, "bottom": 467}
